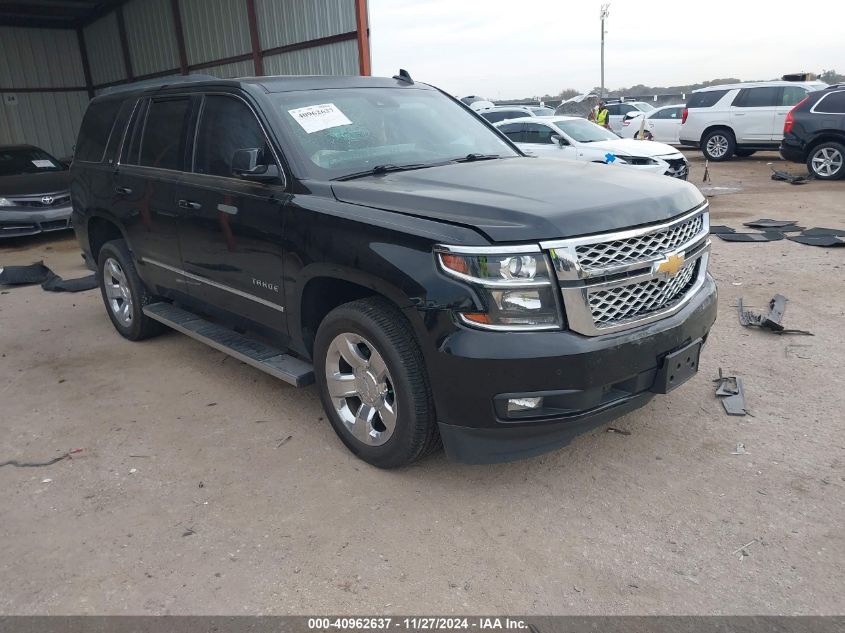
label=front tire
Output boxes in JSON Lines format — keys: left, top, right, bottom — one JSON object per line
{"left": 701, "top": 129, "right": 735, "bottom": 161}
{"left": 314, "top": 297, "right": 440, "bottom": 468}
{"left": 807, "top": 142, "right": 845, "bottom": 180}
{"left": 97, "top": 240, "right": 165, "bottom": 341}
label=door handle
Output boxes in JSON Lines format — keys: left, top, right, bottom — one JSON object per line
{"left": 177, "top": 199, "right": 202, "bottom": 210}
{"left": 115, "top": 186, "right": 132, "bottom": 195}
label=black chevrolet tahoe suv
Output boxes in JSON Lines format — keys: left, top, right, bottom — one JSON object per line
{"left": 780, "top": 85, "right": 845, "bottom": 180}
{"left": 71, "top": 74, "right": 717, "bottom": 468}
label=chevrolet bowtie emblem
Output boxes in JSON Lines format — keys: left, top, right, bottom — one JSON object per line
{"left": 655, "top": 253, "right": 685, "bottom": 278}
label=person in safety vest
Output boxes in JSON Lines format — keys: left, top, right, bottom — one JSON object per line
{"left": 596, "top": 101, "right": 610, "bottom": 129}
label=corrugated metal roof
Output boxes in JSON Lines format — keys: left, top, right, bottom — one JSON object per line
{"left": 124, "top": 0, "right": 180, "bottom": 76}
{"left": 0, "top": 91, "right": 89, "bottom": 157}
{"left": 255, "top": 0, "right": 356, "bottom": 49}
{"left": 0, "top": 27, "right": 86, "bottom": 88}
{"left": 263, "top": 39, "right": 358, "bottom": 77}
{"left": 83, "top": 12, "right": 126, "bottom": 86}
{"left": 179, "top": 0, "right": 251, "bottom": 66}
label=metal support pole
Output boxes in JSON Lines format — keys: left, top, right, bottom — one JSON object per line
{"left": 600, "top": 4, "right": 610, "bottom": 99}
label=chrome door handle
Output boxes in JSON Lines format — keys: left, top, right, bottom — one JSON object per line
{"left": 115, "top": 186, "right": 132, "bottom": 195}
{"left": 177, "top": 199, "right": 202, "bottom": 210}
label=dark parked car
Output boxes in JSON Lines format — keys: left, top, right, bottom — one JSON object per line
{"left": 780, "top": 85, "right": 845, "bottom": 180}
{"left": 70, "top": 74, "right": 717, "bottom": 468}
{"left": 0, "top": 144, "right": 72, "bottom": 238}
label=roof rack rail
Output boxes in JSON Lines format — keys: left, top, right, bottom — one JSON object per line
{"left": 99, "top": 74, "right": 220, "bottom": 96}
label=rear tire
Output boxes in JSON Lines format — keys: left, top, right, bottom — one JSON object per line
{"left": 314, "top": 297, "right": 440, "bottom": 468}
{"left": 806, "top": 142, "right": 845, "bottom": 180}
{"left": 701, "top": 129, "right": 735, "bottom": 161}
{"left": 97, "top": 240, "right": 165, "bottom": 341}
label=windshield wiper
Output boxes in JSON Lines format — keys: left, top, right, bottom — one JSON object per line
{"left": 451, "top": 153, "right": 501, "bottom": 163}
{"left": 335, "top": 163, "right": 429, "bottom": 181}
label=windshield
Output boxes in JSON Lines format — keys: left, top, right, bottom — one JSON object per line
{"left": 531, "top": 107, "right": 554, "bottom": 116}
{"left": 271, "top": 87, "right": 518, "bottom": 179}
{"left": 552, "top": 119, "right": 619, "bottom": 143}
{"left": 0, "top": 147, "right": 64, "bottom": 177}
{"left": 633, "top": 102, "right": 655, "bottom": 112}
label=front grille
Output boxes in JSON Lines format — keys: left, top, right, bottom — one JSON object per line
{"left": 588, "top": 261, "right": 698, "bottom": 327}
{"left": 664, "top": 158, "right": 689, "bottom": 179}
{"left": 542, "top": 205, "right": 710, "bottom": 336}
{"left": 576, "top": 212, "right": 703, "bottom": 271}
{"left": 12, "top": 195, "right": 71, "bottom": 208}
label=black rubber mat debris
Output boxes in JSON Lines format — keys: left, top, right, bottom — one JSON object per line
{"left": 710, "top": 225, "right": 736, "bottom": 234}
{"left": 0, "top": 448, "right": 83, "bottom": 468}
{"left": 770, "top": 167, "right": 814, "bottom": 184}
{"left": 0, "top": 261, "right": 97, "bottom": 293}
{"left": 788, "top": 235, "right": 845, "bottom": 247}
{"left": 716, "top": 231, "right": 784, "bottom": 242}
{"left": 743, "top": 219, "right": 798, "bottom": 228}
{"left": 713, "top": 369, "right": 747, "bottom": 416}
{"left": 802, "top": 227, "right": 845, "bottom": 237}
{"left": 737, "top": 295, "right": 813, "bottom": 335}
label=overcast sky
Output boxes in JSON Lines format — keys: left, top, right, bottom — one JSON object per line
{"left": 368, "top": 0, "right": 844, "bottom": 100}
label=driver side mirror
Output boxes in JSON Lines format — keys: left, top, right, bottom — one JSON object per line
{"left": 550, "top": 134, "right": 569, "bottom": 146}
{"left": 232, "top": 148, "right": 282, "bottom": 184}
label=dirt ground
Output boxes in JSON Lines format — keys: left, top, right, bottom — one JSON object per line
{"left": 1, "top": 152, "right": 843, "bottom": 615}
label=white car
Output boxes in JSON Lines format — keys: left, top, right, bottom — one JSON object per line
{"left": 477, "top": 105, "right": 555, "bottom": 124}
{"left": 496, "top": 116, "right": 689, "bottom": 179}
{"left": 679, "top": 79, "right": 828, "bottom": 161}
{"left": 604, "top": 101, "right": 655, "bottom": 133}
{"left": 618, "top": 104, "right": 686, "bottom": 143}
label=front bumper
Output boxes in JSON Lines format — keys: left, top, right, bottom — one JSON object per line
{"left": 430, "top": 275, "right": 718, "bottom": 464}
{"left": 0, "top": 205, "right": 73, "bottom": 238}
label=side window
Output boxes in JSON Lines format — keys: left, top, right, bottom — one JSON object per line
{"left": 733, "top": 87, "right": 781, "bottom": 108}
{"left": 522, "top": 123, "right": 555, "bottom": 144}
{"left": 782, "top": 86, "right": 808, "bottom": 106}
{"left": 103, "top": 98, "right": 136, "bottom": 164}
{"left": 618, "top": 104, "right": 636, "bottom": 115}
{"left": 814, "top": 91, "right": 845, "bottom": 114}
{"left": 193, "top": 95, "right": 271, "bottom": 177}
{"left": 138, "top": 97, "right": 192, "bottom": 171}
{"left": 481, "top": 111, "right": 505, "bottom": 123}
{"left": 687, "top": 89, "right": 729, "bottom": 108}
{"left": 605, "top": 105, "right": 619, "bottom": 116}
{"left": 75, "top": 99, "right": 123, "bottom": 162}
{"left": 121, "top": 99, "right": 149, "bottom": 166}
{"left": 496, "top": 122, "right": 523, "bottom": 142}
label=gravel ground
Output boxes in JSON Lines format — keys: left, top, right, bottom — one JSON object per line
{"left": 0, "top": 152, "right": 843, "bottom": 615}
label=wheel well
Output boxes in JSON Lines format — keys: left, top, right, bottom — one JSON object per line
{"left": 701, "top": 125, "right": 734, "bottom": 144}
{"left": 299, "top": 277, "right": 381, "bottom": 357}
{"left": 87, "top": 217, "right": 123, "bottom": 263}
{"left": 804, "top": 134, "right": 845, "bottom": 160}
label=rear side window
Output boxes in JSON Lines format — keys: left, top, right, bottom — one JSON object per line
{"left": 482, "top": 110, "right": 524, "bottom": 123}
{"left": 139, "top": 98, "right": 192, "bottom": 171}
{"left": 496, "top": 122, "right": 522, "bottom": 142}
{"left": 193, "top": 95, "right": 271, "bottom": 177}
{"left": 733, "top": 87, "right": 781, "bottom": 108}
{"left": 814, "top": 91, "right": 845, "bottom": 114}
{"left": 522, "top": 123, "right": 555, "bottom": 144}
{"left": 782, "top": 86, "right": 808, "bottom": 106}
{"left": 75, "top": 100, "right": 122, "bottom": 162}
{"left": 687, "top": 90, "right": 729, "bottom": 108}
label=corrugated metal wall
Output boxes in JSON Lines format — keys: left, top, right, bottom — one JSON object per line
{"left": 124, "top": 0, "right": 180, "bottom": 77}
{"left": 1, "top": 0, "right": 366, "bottom": 158}
{"left": 180, "top": 0, "right": 251, "bottom": 66}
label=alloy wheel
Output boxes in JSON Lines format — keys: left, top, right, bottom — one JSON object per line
{"left": 811, "top": 147, "right": 843, "bottom": 177}
{"left": 103, "top": 257, "right": 133, "bottom": 327}
{"left": 325, "top": 332, "right": 397, "bottom": 446}
{"left": 706, "top": 135, "right": 728, "bottom": 158}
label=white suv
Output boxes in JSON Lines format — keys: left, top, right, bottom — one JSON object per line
{"left": 680, "top": 80, "right": 827, "bottom": 161}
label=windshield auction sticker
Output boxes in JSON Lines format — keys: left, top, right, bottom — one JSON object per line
{"left": 288, "top": 103, "right": 352, "bottom": 134}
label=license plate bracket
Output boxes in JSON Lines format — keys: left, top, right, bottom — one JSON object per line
{"left": 652, "top": 339, "right": 702, "bottom": 394}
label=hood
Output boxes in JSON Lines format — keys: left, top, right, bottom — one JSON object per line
{"left": 331, "top": 158, "right": 704, "bottom": 243}
{"left": 0, "top": 170, "right": 70, "bottom": 197}
{"left": 583, "top": 138, "right": 681, "bottom": 157}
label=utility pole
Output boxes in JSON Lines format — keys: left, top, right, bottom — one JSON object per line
{"left": 600, "top": 3, "right": 610, "bottom": 99}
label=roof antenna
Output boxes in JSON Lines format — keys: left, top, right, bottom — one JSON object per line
{"left": 393, "top": 69, "right": 414, "bottom": 84}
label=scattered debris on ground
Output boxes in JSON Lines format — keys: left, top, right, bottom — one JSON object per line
{"left": 716, "top": 231, "right": 784, "bottom": 242}
{"left": 737, "top": 295, "right": 813, "bottom": 335}
{"left": 0, "top": 261, "right": 97, "bottom": 292}
{"left": 710, "top": 225, "right": 736, "bottom": 234}
{"left": 769, "top": 165, "right": 814, "bottom": 184}
{"left": 714, "top": 223, "right": 845, "bottom": 247}
{"left": 714, "top": 369, "right": 748, "bottom": 416}
{"left": 731, "top": 443, "right": 748, "bottom": 455}
{"left": 0, "top": 448, "right": 83, "bottom": 468}
{"left": 743, "top": 219, "right": 801, "bottom": 230}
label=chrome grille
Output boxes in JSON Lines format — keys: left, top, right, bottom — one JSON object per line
{"left": 576, "top": 213, "right": 703, "bottom": 271}
{"left": 589, "top": 261, "right": 698, "bottom": 327}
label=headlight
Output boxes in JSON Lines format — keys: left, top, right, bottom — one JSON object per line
{"left": 436, "top": 246, "right": 563, "bottom": 331}
{"left": 0, "top": 197, "right": 14, "bottom": 207}
{"left": 615, "top": 155, "right": 659, "bottom": 166}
